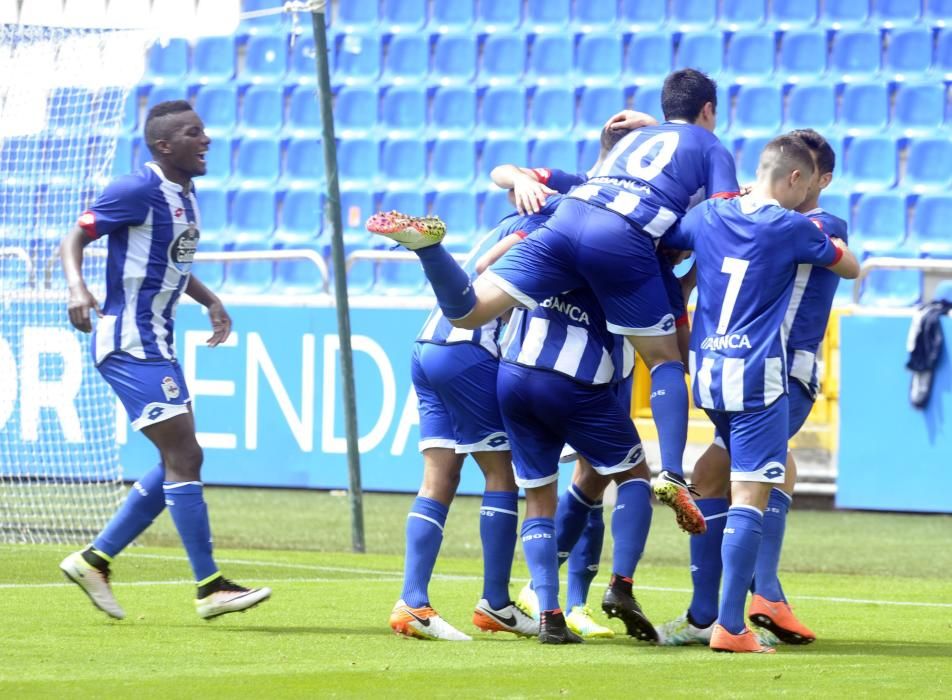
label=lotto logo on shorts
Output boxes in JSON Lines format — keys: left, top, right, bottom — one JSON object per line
{"left": 161, "top": 376, "right": 180, "bottom": 401}
{"left": 762, "top": 462, "right": 785, "bottom": 480}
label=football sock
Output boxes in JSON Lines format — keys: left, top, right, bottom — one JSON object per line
{"left": 415, "top": 245, "right": 476, "bottom": 321}
{"left": 163, "top": 481, "right": 219, "bottom": 584}
{"left": 611, "top": 478, "right": 652, "bottom": 579}
{"left": 753, "top": 488, "right": 792, "bottom": 603}
{"left": 400, "top": 496, "right": 449, "bottom": 608}
{"left": 718, "top": 505, "right": 764, "bottom": 635}
{"left": 91, "top": 462, "right": 166, "bottom": 560}
{"left": 566, "top": 503, "right": 605, "bottom": 610}
{"left": 555, "top": 483, "right": 596, "bottom": 569}
{"left": 521, "top": 517, "right": 559, "bottom": 613}
{"left": 649, "top": 360, "right": 689, "bottom": 477}
{"left": 687, "top": 497, "right": 729, "bottom": 627}
{"left": 479, "top": 491, "right": 518, "bottom": 609}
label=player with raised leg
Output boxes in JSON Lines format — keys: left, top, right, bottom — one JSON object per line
{"left": 58, "top": 101, "right": 270, "bottom": 620}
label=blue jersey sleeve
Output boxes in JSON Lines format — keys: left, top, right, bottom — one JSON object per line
{"left": 706, "top": 141, "right": 740, "bottom": 198}
{"left": 792, "top": 214, "right": 840, "bottom": 267}
{"left": 532, "top": 167, "right": 585, "bottom": 194}
{"left": 808, "top": 211, "right": 849, "bottom": 245}
{"left": 80, "top": 175, "right": 150, "bottom": 240}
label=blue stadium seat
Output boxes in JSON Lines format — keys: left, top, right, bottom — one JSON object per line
{"left": 480, "top": 33, "right": 527, "bottom": 85}
{"left": 480, "top": 137, "right": 529, "bottom": 182}
{"left": 131, "top": 136, "right": 150, "bottom": 171}
{"left": 429, "top": 0, "right": 474, "bottom": 34}
{"left": 732, "top": 84, "right": 782, "bottom": 137}
{"left": 241, "top": 35, "right": 288, "bottom": 84}
{"left": 831, "top": 30, "right": 881, "bottom": 81}
{"left": 335, "top": 0, "right": 378, "bottom": 33}
{"left": 223, "top": 240, "right": 274, "bottom": 293}
{"left": 770, "top": 0, "right": 819, "bottom": 29}
{"left": 724, "top": 30, "right": 775, "bottom": 84}
{"left": 239, "top": 85, "right": 284, "bottom": 137}
{"left": 859, "top": 251, "right": 922, "bottom": 308}
{"left": 938, "top": 30, "right": 952, "bottom": 79}
{"left": 44, "top": 88, "right": 92, "bottom": 136}
{"left": 577, "top": 32, "right": 623, "bottom": 86}
{"left": 272, "top": 242, "right": 327, "bottom": 294}
{"left": 239, "top": 0, "right": 290, "bottom": 36}
{"left": 189, "top": 238, "right": 224, "bottom": 292}
{"left": 338, "top": 138, "right": 379, "bottom": 188}
{"left": 196, "top": 186, "right": 228, "bottom": 244}
{"left": 282, "top": 138, "right": 325, "bottom": 190}
{"left": 526, "top": 0, "right": 570, "bottom": 33}
{"left": 874, "top": 0, "right": 922, "bottom": 27}
{"left": 374, "top": 253, "right": 429, "bottom": 295}
{"left": 785, "top": 82, "right": 836, "bottom": 131}
{"left": 578, "top": 85, "right": 626, "bottom": 137}
{"left": 433, "top": 34, "right": 477, "bottom": 86}
{"left": 735, "top": 136, "right": 770, "bottom": 184}
{"left": 722, "top": 0, "right": 767, "bottom": 30}
{"left": 195, "top": 85, "right": 237, "bottom": 138}
{"left": 380, "top": 191, "right": 427, "bottom": 218}
{"left": 884, "top": 28, "right": 934, "bottom": 81}
{"left": 529, "top": 137, "right": 577, "bottom": 173}
{"left": 633, "top": 84, "right": 663, "bottom": 119}
{"left": 573, "top": 0, "right": 618, "bottom": 32}
{"left": 382, "top": 34, "right": 429, "bottom": 85}
{"left": 904, "top": 137, "right": 952, "bottom": 193}
{"left": 288, "top": 35, "right": 318, "bottom": 85}
{"left": 528, "top": 34, "right": 575, "bottom": 85}
{"left": 144, "top": 39, "right": 188, "bottom": 86}
{"left": 191, "top": 36, "right": 235, "bottom": 86}
{"left": 937, "top": 280, "right": 952, "bottom": 301}
{"left": 818, "top": 190, "right": 851, "bottom": 223}
{"left": 286, "top": 85, "right": 323, "bottom": 139}
{"left": 382, "top": 0, "right": 426, "bottom": 34}
{"left": 823, "top": 0, "right": 870, "bottom": 28}
{"left": 431, "top": 86, "right": 477, "bottom": 136}
{"left": 235, "top": 136, "right": 280, "bottom": 187}
{"left": 480, "top": 85, "right": 527, "bottom": 137}
{"left": 334, "top": 85, "right": 378, "bottom": 137}
{"left": 332, "top": 243, "right": 377, "bottom": 295}
{"left": 676, "top": 31, "right": 724, "bottom": 77}
{"left": 578, "top": 137, "right": 600, "bottom": 174}
{"left": 852, "top": 191, "right": 906, "bottom": 254}
{"left": 530, "top": 86, "right": 576, "bottom": 136}
{"left": 274, "top": 189, "right": 323, "bottom": 245}
{"left": 111, "top": 134, "right": 134, "bottom": 178}
{"left": 335, "top": 33, "right": 382, "bottom": 86}
{"left": 230, "top": 187, "right": 276, "bottom": 243}
{"left": 669, "top": 0, "right": 716, "bottom": 31}
{"left": 433, "top": 189, "right": 478, "bottom": 239}
{"left": 778, "top": 30, "right": 828, "bottom": 82}
{"left": 145, "top": 85, "right": 187, "bottom": 112}
{"left": 625, "top": 31, "right": 673, "bottom": 86}
{"left": 482, "top": 188, "right": 515, "bottom": 229}
{"left": 926, "top": 0, "right": 952, "bottom": 27}
{"left": 845, "top": 136, "right": 898, "bottom": 192}
{"left": 892, "top": 82, "right": 945, "bottom": 137}
{"left": 475, "top": 0, "right": 522, "bottom": 33}
{"left": 430, "top": 138, "right": 476, "bottom": 187}
{"left": 199, "top": 137, "right": 232, "bottom": 187}
{"left": 910, "top": 194, "right": 952, "bottom": 257}
{"left": 620, "top": 0, "right": 667, "bottom": 31}
{"left": 381, "top": 137, "right": 427, "bottom": 190}
{"left": 841, "top": 81, "right": 889, "bottom": 135}
{"left": 340, "top": 190, "right": 376, "bottom": 235}
{"left": 120, "top": 90, "right": 137, "bottom": 134}
{"left": 381, "top": 85, "right": 426, "bottom": 137}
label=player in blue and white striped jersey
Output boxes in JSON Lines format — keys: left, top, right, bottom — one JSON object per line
{"left": 58, "top": 101, "right": 269, "bottom": 622}
{"left": 662, "top": 134, "right": 859, "bottom": 653}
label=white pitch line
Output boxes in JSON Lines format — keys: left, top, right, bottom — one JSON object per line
{"left": 0, "top": 576, "right": 402, "bottom": 590}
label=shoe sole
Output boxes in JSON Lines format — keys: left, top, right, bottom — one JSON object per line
{"left": 538, "top": 632, "right": 584, "bottom": 644}
{"left": 654, "top": 482, "right": 707, "bottom": 535}
{"left": 749, "top": 613, "right": 815, "bottom": 645}
{"left": 390, "top": 619, "right": 438, "bottom": 641}
{"left": 602, "top": 602, "right": 659, "bottom": 643}
{"left": 200, "top": 590, "right": 271, "bottom": 621}
{"left": 59, "top": 566, "right": 124, "bottom": 620}
{"left": 568, "top": 625, "right": 615, "bottom": 639}
{"left": 711, "top": 645, "right": 775, "bottom": 654}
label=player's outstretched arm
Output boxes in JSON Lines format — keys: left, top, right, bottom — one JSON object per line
{"left": 60, "top": 225, "right": 102, "bottom": 333}
{"left": 185, "top": 274, "right": 232, "bottom": 346}
{"left": 827, "top": 237, "right": 860, "bottom": 280}
{"left": 490, "top": 165, "right": 556, "bottom": 216}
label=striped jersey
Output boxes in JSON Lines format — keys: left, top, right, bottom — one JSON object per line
{"left": 784, "top": 208, "right": 849, "bottom": 398}
{"left": 664, "top": 196, "right": 842, "bottom": 412}
{"left": 79, "top": 163, "right": 200, "bottom": 366}
{"left": 569, "top": 121, "right": 738, "bottom": 239}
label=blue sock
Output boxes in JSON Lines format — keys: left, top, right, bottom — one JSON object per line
{"left": 479, "top": 491, "right": 518, "bottom": 609}
{"left": 555, "top": 484, "right": 595, "bottom": 569}
{"left": 687, "top": 497, "right": 729, "bottom": 627}
{"left": 400, "top": 496, "right": 449, "bottom": 607}
{"left": 718, "top": 505, "right": 764, "bottom": 634}
{"left": 521, "top": 517, "right": 560, "bottom": 612}
{"left": 753, "top": 489, "right": 792, "bottom": 603}
{"left": 163, "top": 481, "right": 218, "bottom": 584}
{"left": 92, "top": 463, "right": 166, "bottom": 559}
{"left": 416, "top": 244, "right": 476, "bottom": 320}
{"left": 649, "top": 360, "right": 688, "bottom": 477}
{"left": 567, "top": 503, "right": 605, "bottom": 610}
{"left": 610, "top": 479, "right": 652, "bottom": 578}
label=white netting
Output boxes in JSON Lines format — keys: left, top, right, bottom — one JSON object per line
{"left": 0, "top": 22, "right": 148, "bottom": 543}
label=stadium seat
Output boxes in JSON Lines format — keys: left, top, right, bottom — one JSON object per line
{"left": 926, "top": 0, "right": 952, "bottom": 27}
{"left": 191, "top": 239, "right": 225, "bottom": 292}
{"left": 480, "top": 85, "right": 528, "bottom": 137}
{"left": 46, "top": 88, "right": 93, "bottom": 135}
{"left": 530, "top": 86, "right": 576, "bottom": 136}
{"left": 578, "top": 85, "right": 626, "bottom": 138}
{"left": 286, "top": 85, "right": 323, "bottom": 139}
{"left": 195, "top": 186, "right": 229, "bottom": 244}
{"left": 938, "top": 30, "right": 952, "bottom": 79}
{"left": 230, "top": 187, "right": 276, "bottom": 243}
{"left": 831, "top": 30, "right": 881, "bottom": 81}
{"left": 526, "top": 0, "right": 570, "bottom": 33}
{"left": 482, "top": 188, "right": 515, "bottom": 229}
{"left": 724, "top": 30, "right": 775, "bottom": 84}
{"left": 132, "top": 136, "right": 150, "bottom": 171}
{"left": 120, "top": 91, "right": 138, "bottom": 134}
{"left": 904, "top": 138, "right": 952, "bottom": 193}
{"left": 480, "top": 137, "right": 529, "bottom": 182}
{"left": 669, "top": 0, "right": 716, "bottom": 31}
{"left": 381, "top": 85, "right": 426, "bottom": 137}
{"left": 111, "top": 135, "right": 134, "bottom": 178}
{"left": 528, "top": 34, "right": 575, "bottom": 86}
{"left": 241, "top": 35, "right": 288, "bottom": 84}
{"left": 529, "top": 137, "right": 578, "bottom": 174}
{"left": 818, "top": 190, "right": 851, "bottom": 223}
{"left": 335, "top": 33, "right": 382, "bottom": 86}
{"left": 375, "top": 253, "right": 429, "bottom": 295}
{"left": 223, "top": 240, "right": 274, "bottom": 293}
{"left": 624, "top": 31, "right": 674, "bottom": 86}
{"left": 884, "top": 28, "right": 934, "bottom": 81}
{"left": 144, "top": 38, "right": 188, "bottom": 86}
{"left": 845, "top": 136, "right": 898, "bottom": 192}
{"left": 335, "top": 0, "right": 378, "bottom": 33}
{"left": 892, "top": 82, "right": 946, "bottom": 137}
{"left": 852, "top": 192, "right": 906, "bottom": 254}
{"left": 191, "top": 36, "right": 235, "bottom": 85}
{"left": 675, "top": 31, "right": 724, "bottom": 77}
{"left": 333, "top": 85, "right": 377, "bottom": 138}
{"left": 859, "top": 251, "right": 922, "bottom": 308}
{"left": 910, "top": 194, "right": 952, "bottom": 257}
{"left": 874, "top": 0, "right": 922, "bottom": 26}
{"left": 274, "top": 189, "right": 324, "bottom": 245}
{"left": 382, "top": 34, "right": 430, "bottom": 85}
{"left": 235, "top": 136, "right": 280, "bottom": 187}
{"left": 239, "top": 0, "right": 289, "bottom": 36}
{"left": 381, "top": 0, "right": 426, "bottom": 34}
{"left": 199, "top": 137, "right": 232, "bottom": 187}
{"left": 573, "top": 0, "right": 618, "bottom": 32}
{"left": 480, "top": 33, "right": 527, "bottom": 86}
{"left": 433, "top": 189, "right": 478, "bottom": 239}
{"left": 577, "top": 32, "right": 623, "bottom": 86}
{"left": 272, "top": 241, "right": 328, "bottom": 294}
{"left": 578, "top": 137, "right": 600, "bottom": 174}
{"left": 340, "top": 190, "right": 376, "bottom": 235}
{"left": 430, "top": 138, "right": 476, "bottom": 188}
{"left": 822, "top": 0, "right": 870, "bottom": 28}
{"left": 777, "top": 30, "right": 828, "bottom": 82}
{"left": 195, "top": 85, "right": 238, "bottom": 138}
{"left": 381, "top": 137, "right": 427, "bottom": 190}
{"left": 722, "top": 0, "right": 767, "bottom": 30}
{"left": 282, "top": 138, "right": 325, "bottom": 190}
{"left": 239, "top": 85, "right": 284, "bottom": 137}
{"left": 841, "top": 81, "right": 890, "bottom": 135}
{"left": 735, "top": 136, "right": 771, "bottom": 184}
{"left": 431, "top": 86, "right": 477, "bottom": 137}
{"left": 433, "top": 34, "right": 478, "bottom": 86}
{"left": 380, "top": 191, "right": 427, "bottom": 218}
{"left": 785, "top": 83, "right": 836, "bottom": 131}
{"left": 770, "top": 0, "right": 818, "bottom": 29}
{"left": 732, "top": 84, "right": 783, "bottom": 137}
{"left": 145, "top": 85, "right": 187, "bottom": 112}
{"left": 475, "top": 0, "right": 522, "bottom": 34}
{"left": 288, "top": 35, "right": 318, "bottom": 85}
{"left": 338, "top": 138, "right": 379, "bottom": 189}
{"left": 428, "top": 0, "right": 474, "bottom": 34}
{"left": 620, "top": 0, "right": 667, "bottom": 31}
{"left": 633, "top": 84, "right": 663, "bottom": 120}
{"left": 332, "top": 243, "right": 377, "bottom": 295}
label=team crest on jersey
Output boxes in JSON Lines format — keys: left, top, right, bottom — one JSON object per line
{"left": 169, "top": 224, "right": 199, "bottom": 271}
{"left": 161, "top": 376, "right": 180, "bottom": 401}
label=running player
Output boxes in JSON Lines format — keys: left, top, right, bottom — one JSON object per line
{"left": 58, "top": 101, "right": 270, "bottom": 620}
{"left": 661, "top": 135, "right": 859, "bottom": 653}
{"left": 657, "top": 129, "right": 846, "bottom": 647}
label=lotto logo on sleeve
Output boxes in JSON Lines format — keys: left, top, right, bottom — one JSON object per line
{"left": 161, "top": 376, "right": 181, "bottom": 401}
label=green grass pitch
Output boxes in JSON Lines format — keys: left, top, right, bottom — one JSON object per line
{"left": 1, "top": 488, "right": 950, "bottom": 698}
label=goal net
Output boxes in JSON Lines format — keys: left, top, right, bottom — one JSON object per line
{"left": 0, "top": 21, "right": 148, "bottom": 544}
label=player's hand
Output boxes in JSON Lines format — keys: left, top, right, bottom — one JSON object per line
{"left": 512, "top": 173, "right": 556, "bottom": 215}
{"left": 739, "top": 183, "right": 754, "bottom": 196}
{"left": 66, "top": 284, "right": 101, "bottom": 333}
{"left": 604, "top": 109, "right": 659, "bottom": 133}
{"left": 206, "top": 300, "right": 232, "bottom": 347}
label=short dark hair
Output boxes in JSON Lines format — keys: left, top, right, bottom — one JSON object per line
{"left": 144, "top": 100, "right": 194, "bottom": 155}
{"left": 789, "top": 128, "right": 836, "bottom": 175}
{"left": 660, "top": 68, "right": 718, "bottom": 122}
{"left": 759, "top": 134, "right": 816, "bottom": 180}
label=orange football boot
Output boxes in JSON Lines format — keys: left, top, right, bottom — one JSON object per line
{"left": 748, "top": 594, "right": 816, "bottom": 645}
{"left": 710, "top": 624, "right": 776, "bottom": 653}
